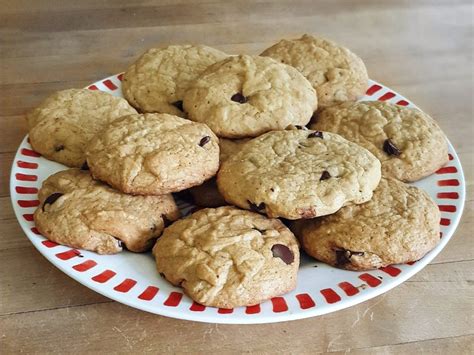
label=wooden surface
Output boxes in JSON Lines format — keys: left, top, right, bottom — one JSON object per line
{"left": 1, "top": 0, "right": 473, "bottom": 353}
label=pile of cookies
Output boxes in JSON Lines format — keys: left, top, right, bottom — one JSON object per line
{"left": 28, "top": 34, "right": 448, "bottom": 309}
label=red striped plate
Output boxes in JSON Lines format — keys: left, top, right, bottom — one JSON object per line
{"left": 10, "top": 74, "right": 466, "bottom": 324}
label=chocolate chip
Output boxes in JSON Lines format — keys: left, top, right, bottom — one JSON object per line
{"left": 335, "top": 248, "right": 364, "bottom": 266}
{"left": 308, "top": 131, "right": 323, "bottom": 139}
{"left": 231, "top": 93, "right": 247, "bottom": 104}
{"left": 271, "top": 244, "right": 294, "bottom": 265}
{"left": 248, "top": 200, "right": 265, "bottom": 213}
{"left": 42, "top": 192, "right": 63, "bottom": 211}
{"left": 320, "top": 171, "right": 331, "bottom": 180}
{"left": 383, "top": 139, "right": 401, "bottom": 156}
{"left": 54, "top": 144, "right": 65, "bottom": 152}
{"left": 80, "top": 161, "right": 89, "bottom": 171}
{"left": 171, "top": 100, "right": 183, "bottom": 111}
{"left": 199, "top": 136, "right": 211, "bottom": 147}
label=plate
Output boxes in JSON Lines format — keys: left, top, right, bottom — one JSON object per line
{"left": 10, "top": 74, "right": 466, "bottom": 324}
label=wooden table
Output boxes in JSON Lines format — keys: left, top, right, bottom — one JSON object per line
{"left": 1, "top": 1, "right": 472, "bottom": 353}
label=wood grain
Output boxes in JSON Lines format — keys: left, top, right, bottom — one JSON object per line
{"left": 0, "top": 0, "right": 472, "bottom": 353}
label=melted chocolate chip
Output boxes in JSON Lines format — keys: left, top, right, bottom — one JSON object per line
{"left": 171, "top": 100, "right": 183, "bottom": 111}
{"left": 248, "top": 200, "right": 265, "bottom": 213}
{"left": 320, "top": 170, "right": 331, "bottom": 180}
{"left": 231, "top": 93, "right": 247, "bottom": 104}
{"left": 383, "top": 139, "right": 401, "bottom": 156}
{"left": 335, "top": 248, "right": 365, "bottom": 266}
{"left": 199, "top": 136, "right": 211, "bottom": 147}
{"left": 54, "top": 144, "right": 65, "bottom": 152}
{"left": 42, "top": 192, "right": 63, "bottom": 211}
{"left": 80, "top": 161, "right": 89, "bottom": 171}
{"left": 271, "top": 244, "right": 294, "bottom": 265}
{"left": 308, "top": 131, "right": 323, "bottom": 139}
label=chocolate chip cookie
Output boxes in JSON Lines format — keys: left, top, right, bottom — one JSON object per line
{"left": 298, "top": 178, "right": 441, "bottom": 270}
{"left": 26, "top": 89, "right": 137, "bottom": 167}
{"left": 311, "top": 101, "right": 449, "bottom": 181}
{"left": 153, "top": 206, "right": 299, "bottom": 308}
{"left": 122, "top": 45, "right": 227, "bottom": 116}
{"left": 34, "top": 169, "right": 180, "bottom": 254}
{"left": 217, "top": 129, "right": 381, "bottom": 219}
{"left": 86, "top": 113, "right": 219, "bottom": 195}
{"left": 261, "top": 34, "right": 368, "bottom": 109}
{"left": 183, "top": 55, "right": 317, "bottom": 138}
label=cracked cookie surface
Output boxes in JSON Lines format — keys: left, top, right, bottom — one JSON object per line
{"left": 261, "top": 34, "right": 368, "bottom": 109}
{"left": 183, "top": 55, "right": 317, "bottom": 138}
{"left": 27, "top": 89, "right": 137, "bottom": 167}
{"left": 311, "top": 101, "right": 449, "bottom": 182}
{"left": 217, "top": 130, "right": 381, "bottom": 219}
{"left": 152, "top": 206, "right": 299, "bottom": 308}
{"left": 86, "top": 113, "right": 219, "bottom": 195}
{"left": 122, "top": 45, "right": 227, "bottom": 116}
{"left": 298, "top": 178, "right": 440, "bottom": 270}
{"left": 34, "top": 169, "right": 180, "bottom": 254}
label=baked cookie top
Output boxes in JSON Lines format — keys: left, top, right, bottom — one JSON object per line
{"left": 261, "top": 34, "right": 368, "bottom": 109}
{"left": 217, "top": 129, "right": 381, "bottom": 219}
{"left": 311, "top": 101, "right": 449, "bottom": 181}
{"left": 86, "top": 113, "right": 219, "bottom": 195}
{"left": 183, "top": 55, "right": 317, "bottom": 138}
{"left": 299, "top": 178, "right": 441, "bottom": 270}
{"left": 219, "top": 138, "right": 251, "bottom": 163}
{"left": 153, "top": 206, "right": 299, "bottom": 308}
{"left": 34, "top": 169, "right": 180, "bottom": 254}
{"left": 26, "top": 89, "right": 137, "bottom": 167}
{"left": 122, "top": 45, "right": 227, "bottom": 116}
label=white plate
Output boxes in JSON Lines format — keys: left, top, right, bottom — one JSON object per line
{"left": 10, "top": 74, "right": 466, "bottom": 324}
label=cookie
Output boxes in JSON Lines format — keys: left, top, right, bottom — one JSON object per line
{"left": 217, "top": 129, "right": 381, "bottom": 219}
{"left": 189, "top": 138, "right": 250, "bottom": 207}
{"left": 86, "top": 113, "right": 219, "bottom": 195}
{"left": 34, "top": 169, "right": 180, "bottom": 254}
{"left": 26, "top": 89, "right": 137, "bottom": 167}
{"left": 299, "top": 178, "right": 441, "bottom": 270}
{"left": 183, "top": 55, "right": 317, "bottom": 138}
{"left": 152, "top": 206, "right": 299, "bottom": 308}
{"left": 311, "top": 101, "right": 449, "bottom": 182}
{"left": 122, "top": 45, "right": 227, "bottom": 116}
{"left": 261, "top": 34, "right": 368, "bottom": 109}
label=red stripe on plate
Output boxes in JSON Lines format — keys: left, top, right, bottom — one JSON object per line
{"left": 296, "top": 293, "right": 316, "bottom": 309}
{"left": 73, "top": 260, "right": 97, "bottom": 272}
{"left": 320, "top": 288, "right": 341, "bottom": 303}
{"left": 21, "top": 148, "right": 41, "bottom": 157}
{"left": 92, "top": 270, "right": 116, "bottom": 283}
{"left": 380, "top": 265, "right": 401, "bottom": 277}
{"left": 117, "top": 73, "right": 124, "bottom": 81}
{"left": 359, "top": 273, "right": 382, "bottom": 287}
{"left": 437, "top": 192, "right": 459, "bottom": 199}
{"left": 16, "top": 186, "right": 38, "bottom": 194}
{"left": 18, "top": 200, "right": 40, "bottom": 207}
{"left": 245, "top": 304, "right": 261, "bottom": 314}
{"left": 448, "top": 153, "right": 454, "bottom": 160}
{"left": 366, "top": 84, "right": 382, "bottom": 95}
{"left": 17, "top": 161, "right": 38, "bottom": 169}
{"left": 396, "top": 99, "right": 409, "bottom": 106}
{"left": 23, "top": 213, "right": 34, "bottom": 221}
{"left": 31, "top": 227, "right": 41, "bottom": 235}
{"left": 190, "top": 302, "right": 206, "bottom": 312}
{"left": 56, "top": 249, "right": 81, "bottom": 260}
{"left": 138, "top": 286, "right": 159, "bottom": 301}
{"left": 271, "top": 297, "right": 288, "bottom": 313}
{"left": 218, "top": 308, "right": 233, "bottom": 314}
{"left": 338, "top": 282, "right": 359, "bottom": 296}
{"left": 42, "top": 240, "right": 58, "bottom": 248}
{"left": 114, "top": 279, "right": 137, "bottom": 293}
{"left": 88, "top": 85, "right": 98, "bottom": 90}
{"left": 437, "top": 179, "right": 460, "bottom": 186}
{"left": 164, "top": 292, "right": 183, "bottom": 307}
{"left": 102, "top": 79, "right": 118, "bottom": 90}
{"left": 16, "top": 173, "right": 37, "bottom": 181}
{"left": 378, "top": 92, "right": 396, "bottom": 101}
{"left": 436, "top": 166, "right": 457, "bottom": 174}
{"left": 438, "top": 205, "right": 456, "bottom": 213}
{"left": 440, "top": 218, "right": 451, "bottom": 226}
